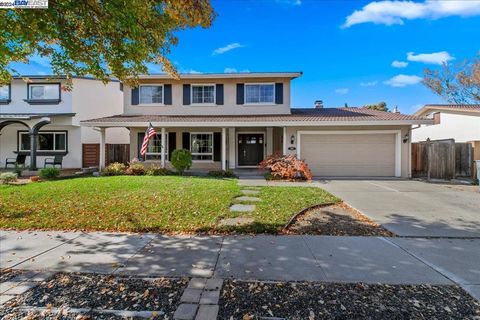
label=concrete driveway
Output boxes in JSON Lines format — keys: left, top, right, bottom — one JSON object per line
{"left": 318, "top": 180, "right": 480, "bottom": 238}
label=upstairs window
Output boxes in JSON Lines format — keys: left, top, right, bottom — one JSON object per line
{"left": 190, "top": 133, "right": 213, "bottom": 161}
{"left": 245, "top": 84, "right": 274, "bottom": 104}
{"left": 191, "top": 85, "right": 215, "bottom": 104}
{"left": 0, "top": 85, "right": 10, "bottom": 100}
{"left": 140, "top": 85, "right": 163, "bottom": 104}
{"left": 28, "top": 84, "right": 60, "bottom": 100}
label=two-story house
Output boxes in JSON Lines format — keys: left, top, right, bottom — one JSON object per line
{"left": 0, "top": 76, "right": 129, "bottom": 169}
{"left": 81, "top": 72, "right": 432, "bottom": 178}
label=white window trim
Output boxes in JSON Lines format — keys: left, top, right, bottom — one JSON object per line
{"left": 244, "top": 82, "right": 275, "bottom": 106}
{"left": 190, "top": 132, "right": 214, "bottom": 162}
{"left": 19, "top": 131, "right": 67, "bottom": 152}
{"left": 138, "top": 84, "right": 164, "bottom": 106}
{"left": 145, "top": 133, "right": 168, "bottom": 161}
{"left": 28, "top": 83, "right": 60, "bottom": 100}
{"left": 296, "top": 130, "right": 402, "bottom": 178}
{"left": 190, "top": 83, "right": 216, "bottom": 106}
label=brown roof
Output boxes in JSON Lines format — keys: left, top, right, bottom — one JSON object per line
{"left": 415, "top": 104, "right": 480, "bottom": 116}
{"left": 82, "top": 108, "right": 426, "bottom": 125}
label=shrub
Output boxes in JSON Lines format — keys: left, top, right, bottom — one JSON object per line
{"left": 102, "top": 162, "right": 127, "bottom": 176}
{"left": 14, "top": 164, "right": 23, "bottom": 177}
{"left": 259, "top": 154, "right": 313, "bottom": 181}
{"left": 0, "top": 172, "right": 18, "bottom": 184}
{"left": 207, "top": 170, "right": 238, "bottom": 179}
{"left": 170, "top": 149, "right": 192, "bottom": 175}
{"left": 146, "top": 165, "right": 173, "bottom": 176}
{"left": 126, "top": 159, "right": 145, "bottom": 176}
{"left": 39, "top": 167, "right": 61, "bottom": 179}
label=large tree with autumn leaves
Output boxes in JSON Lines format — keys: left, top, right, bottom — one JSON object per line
{"left": 0, "top": 0, "right": 215, "bottom": 86}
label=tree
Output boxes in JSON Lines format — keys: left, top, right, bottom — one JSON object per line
{"left": 423, "top": 53, "right": 480, "bottom": 104}
{"left": 364, "top": 101, "right": 388, "bottom": 112}
{"left": 0, "top": 0, "right": 215, "bottom": 86}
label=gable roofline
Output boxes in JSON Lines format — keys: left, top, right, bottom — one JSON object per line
{"left": 137, "top": 72, "right": 303, "bottom": 80}
{"left": 10, "top": 75, "right": 120, "bottom": 82}
{"left": 414, "top": 104, "right": 480, "bottom": 117}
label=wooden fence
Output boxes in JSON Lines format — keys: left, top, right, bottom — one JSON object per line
{"left": 412, "top": 139, "right": 473, "bottom": 180}
{"left": 82, "top": 143, "right": 130, "bottom": 168}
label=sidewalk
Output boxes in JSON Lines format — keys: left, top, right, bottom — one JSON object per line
{"left": 1, "top": 230, "right": 479, "bottom": 300}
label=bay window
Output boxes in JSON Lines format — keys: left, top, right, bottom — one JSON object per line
{"left": 190, "top": 133, "right": 213, "bottom": 161}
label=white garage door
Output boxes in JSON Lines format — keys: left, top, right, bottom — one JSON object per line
{"left": 299, "top": 133, "right": 397, "bottom": 177}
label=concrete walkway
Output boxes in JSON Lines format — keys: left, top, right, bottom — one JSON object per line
{"left": 1, "top": 230, "right": 479, "bottom": 300}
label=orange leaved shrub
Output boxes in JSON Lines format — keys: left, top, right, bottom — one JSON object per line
{"left": 259, "top": 154, "right": 313, "bottom": 181}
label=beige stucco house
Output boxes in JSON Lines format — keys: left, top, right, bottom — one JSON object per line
{"left": 81, "top": 72, "right": 432, "bottom": 178}
{"left": 0, "top": 76, "right": 129, "bottom": 169}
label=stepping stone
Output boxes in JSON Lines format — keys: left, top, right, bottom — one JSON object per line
{"left": 195, "top": 305, "right": 219, "bottom": 320}
{"left": 236, "top": 196, "right": 261, "bottom": 202}
{"left": 200, "top": 290, "right": 220, "bottom": 305}
{"left": 219, "top": 217, "right": 254, "bottom": 226}
{"left": 229, "top": 204, "right": 255, "bottom": 212}
{"left": 180, "top": 288, "right": 202, "bottom": 303}
{"left": 205, "top": 278, "right": 223, "bottom": 291}
{"left": 174, "top": 304, "right": 198, "bottom": 320}
{"left": 242, "top": 189, "right": 260, "bottom": 195}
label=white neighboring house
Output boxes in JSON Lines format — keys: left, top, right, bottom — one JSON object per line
{"left": 0, "top": 76, "right": 129, "bottom": 169}
{"left": 412, "top": 104, "right": 480, "bottom": 142}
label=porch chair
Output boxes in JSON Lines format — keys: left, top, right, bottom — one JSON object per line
{"left": 5, "top": 154, "right": 27, "bottom": 169}
{"left": 44, "top": 155, "right": 63, "bottom": 168}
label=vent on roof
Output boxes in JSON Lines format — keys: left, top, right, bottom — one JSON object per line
{"left": 392, "top": 105, "right": 400, "bottom": 113}
{"left": 314, "top": 100, "right": 323, "bottom": 109}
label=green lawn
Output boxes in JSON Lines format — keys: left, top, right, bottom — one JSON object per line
{"left": 0, "top": 176, "right": 338, "bottom": 233}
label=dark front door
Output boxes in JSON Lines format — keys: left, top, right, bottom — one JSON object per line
{"left": 238, "top": 133, "right": 264, "bottom": 166}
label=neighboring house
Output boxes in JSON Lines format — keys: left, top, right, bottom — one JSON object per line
{"left": 81, "top": 72, "right": 432, "bottom": 178}
{"left": 412, "top": 104, "right": 480, "bottom": 142}
{"left": 0, "top": 76, "right": 129, "bottom": 169}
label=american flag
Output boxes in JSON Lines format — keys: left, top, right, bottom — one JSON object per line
{"left": 140, "top": 123, "right": 157, "bottom": 156}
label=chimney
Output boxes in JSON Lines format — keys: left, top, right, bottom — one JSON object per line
{"left": 314, "top": 100, "right": 323, "bottom": 109}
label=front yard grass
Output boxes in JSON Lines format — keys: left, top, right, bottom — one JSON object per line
{"left": 0, "top": 176, "right": 338, "bottom": 233}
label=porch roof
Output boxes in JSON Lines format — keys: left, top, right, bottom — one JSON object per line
{"left": 0, "top": 113, "right": 75, "bottom": 120}
{"left": 81, "top": 108, "right": 434, "bottom": 127}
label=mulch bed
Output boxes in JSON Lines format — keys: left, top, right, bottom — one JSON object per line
{"left": 219, "top": 280, "right": 480, "bottom": 319}
{"left": 286, "top": 203, "right": 395, "bottom": 236}
{"left": 0, "top": 273, "right": 188, "bottom": 319}
{"left": 0, "top": 268, "right": 24, "bottom": 283}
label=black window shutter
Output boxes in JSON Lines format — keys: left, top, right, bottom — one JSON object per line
{"left": 168, "top": 132, "right": 176, "bottom": 160}
{"left": 183, "top": 84, "right": 191, "bottom": 105}
{"left": 164, "top": 84, "right": 172, "bottom": 105}
{"left": 131, "top": 87, "right": 139, "bottom": 105}
{"left": 213, "top": 132, "right": 221, "bottom": 161}
{"left": 216, "top": 84, "right": 224, "bottom": 105}
{"left": 137, "top": 132, "right": 145, "bottom": 158}
{"left": 236, "top": 83, "right": 244, "bottom": 105}
{"left": 275, "top": 83, "right": 283, "bottom": 104}
{"left": 182, "top": 132, "right": 190, "bottom": 150}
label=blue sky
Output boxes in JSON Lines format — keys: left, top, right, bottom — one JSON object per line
{"left": 12, "top": 0, "right": 480, "bottom": 114}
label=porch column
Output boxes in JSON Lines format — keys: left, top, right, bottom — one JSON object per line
{"left": 221, "top": 128, "right": 227, "bottom": 171}
{"left": 266, "top": 127, "right": 273, "bottom": 156}
{"left": 228, "top": 128, "right": 236, "bottom": 169}
{"left": 99, "top": 128, "right": 106, "bottom": 170}
{"left": 282, "top": 127, "right": 287, "bottom": 155}
{"left": 161, "top": 127, "right": 166, "bottom": 168}
{"left": 29, "top": 130, "right": 38, "bottom": 170}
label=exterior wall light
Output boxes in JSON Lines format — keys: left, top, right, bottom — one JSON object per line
{"left": 290, "top": 134, "right": 295, "bottom": 145}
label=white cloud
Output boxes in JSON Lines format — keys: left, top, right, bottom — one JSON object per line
{"left": 335, "top": 88, "right": 349, "bottom": 94}
{"left": 276, "top": 0, "right": 301, "bottom": 5}
{"left": 392, "top": 60, "right": 408, "bottom": 68}
{"left": 212, "top": 43, "right": 245, "bottom": 55}
{"left": 384, "top": 74, "right": 423, "bottom": 87}
{"left": 360, "top": 81, "right": 378, "bottom": 87}
{"left": 343, "top": 0, "right": 480, "bottom": 28}
{"left": 407, "top": 51, "right": 455, "bottom": 65}
{"left": 224, "top": 67, "right": 250, "bottom": 73}
{"left": 181, "top": 69, "right": 201, "bottom": 74}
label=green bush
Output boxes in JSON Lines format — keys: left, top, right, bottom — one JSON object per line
{"left": 207, "top": 170, "right": 238, "bottom": 179}
{"left": 146, "top": 165, "right": 174, "bottom": 176}
{"left": 170, "top": 149, "right": 192, "bottom": 175}
{"left": 0, "top": 172, "right": 18, "bottom": 184}
{"left": 126, "top": 159, "right": 145, "bottom": 176}
{"left": 102, "top": 162, "right": 127, "bottom": 176}
{"left": 39, "top": 167, "right": 60, "bottom": 179}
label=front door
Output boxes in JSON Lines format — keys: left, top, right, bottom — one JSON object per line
{"left": 238, "top": 133, "right": 264, "bottom": 166}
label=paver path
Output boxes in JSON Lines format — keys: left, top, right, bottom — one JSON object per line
{"left": 1, "top": 230, "right": 479, "bottom": 300}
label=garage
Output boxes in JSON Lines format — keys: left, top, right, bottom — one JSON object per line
{"left": 298, "top": 131, "right": 400, "bottom": 177}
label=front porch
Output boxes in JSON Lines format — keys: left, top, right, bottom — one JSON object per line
{"left": 97, "top": 126, "right": 288, "bottom": 171}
